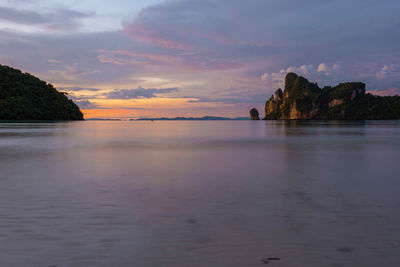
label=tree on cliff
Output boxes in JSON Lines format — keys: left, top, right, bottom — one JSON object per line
{"left": 0, "top": 64, "right": 83, "bottom": 120}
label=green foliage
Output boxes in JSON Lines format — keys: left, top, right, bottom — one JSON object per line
{"left": 285, "top": 73, "right": 320, "bottom": 95}
{"left": 282, "top": 101, "right": 291, "bottom": 117}
{"left": 326, "top": 82, "right": 365, "bottom": 102}
{"left": 346, "top": 94, "right": 400, "bottom": 119}
{"left": 264, "top": 108, "right": 281, "bottom": 119}
{"left": 284, "top": 73, "right": 321, "bottom": 113}
{"left": 316, "top": 105, "right": 345, "bottom": 120}
{"left": 0, "top": 64, "right": 83, "bottom": 120}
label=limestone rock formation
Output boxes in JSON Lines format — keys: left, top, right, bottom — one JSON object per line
{"left": 264, "top": 73, "right": 400, "bottom": 120}
{"left": 250, "top": 108, "right": 260, "bottom": 120}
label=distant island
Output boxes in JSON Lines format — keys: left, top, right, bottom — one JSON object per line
{"left": 0, "top": 64, "right": 83, "bottom": 120}
{"left": 85, "top": 116, "right": 249, "bottom": 121}
{"left": 135, "top": 116, "right": 249, "bottom": 121}
{"left": 250, "top": 73, "right": 400, "bottom": 120}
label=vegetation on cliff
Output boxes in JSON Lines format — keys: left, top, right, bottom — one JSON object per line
{"left": 0, "top": 64, "right": 83, "bottom": 120}
{"left": 264, "top": 73, "right": 400, "bottom": 120}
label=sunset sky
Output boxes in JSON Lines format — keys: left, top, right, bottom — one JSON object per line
{"left": 0, "top": 0, "right": 399, "bottom": 118}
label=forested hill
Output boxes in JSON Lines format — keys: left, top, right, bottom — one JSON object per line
{"left": 0, "top": 64, "right": 83, "bottom": 120}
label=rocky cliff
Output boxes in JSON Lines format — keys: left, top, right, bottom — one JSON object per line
{"left": 264, "top": 73, "right": 400, "bottom": 120}
{"left": 0, "top": 64, "right": 83, "bottom": 120}
{"left": 249, "top": 108, "right": 260, "bottom": 120}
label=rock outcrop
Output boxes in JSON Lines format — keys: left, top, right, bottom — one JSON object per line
{"left": 250, "top": 108, "right": 260, "bottom": 120}
{"left": 264, "top": 73, "right": 400, "bottom": 120}
{"left": 0, "top": 64, "right": 83, "bottom": 120}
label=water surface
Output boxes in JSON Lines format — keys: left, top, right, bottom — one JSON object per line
{"left": 1, "top": 121, "right": 400, "bottom": 266}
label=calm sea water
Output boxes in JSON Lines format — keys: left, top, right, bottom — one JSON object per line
{"left": 1, "top": 120, "right": 400, "bottom": 267}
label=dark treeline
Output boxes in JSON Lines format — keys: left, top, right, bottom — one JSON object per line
{"left": 0, "top": 64, "right": 83, "bottom": 120}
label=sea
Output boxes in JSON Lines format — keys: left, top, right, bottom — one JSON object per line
{"left": 0, "top": 120, "right": 400, "bottom": 267}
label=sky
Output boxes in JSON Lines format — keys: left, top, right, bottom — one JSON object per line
{"left": 0, "top": 0, "right": 399, "bottom": 119}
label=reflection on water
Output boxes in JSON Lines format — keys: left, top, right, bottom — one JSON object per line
{"left": 1, "top": 121, "right": 400, "bottom": 267}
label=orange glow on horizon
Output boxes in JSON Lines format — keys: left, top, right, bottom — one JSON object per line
{"left": 80, "top": 97, "right": 243, "bottom": 119}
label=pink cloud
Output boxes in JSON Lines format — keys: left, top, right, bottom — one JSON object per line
{"left": 124, "top": 24, "right": 193, "bottom": 51}
{"left": 177, "top": 28, "right": 236, "bottom": 45}
{"left": 48, "top": 65, "right": 100, "bottom": 81}
{"left": 47, "top": 59, "right": 61, "bottom": 64}
{"left": 368, "top": 88, "right": 400, "bottom": 96}
{"left": 97, "top": 49, "right": 252, "bottom": 73}
{"left": 97, "top": 49, "right": 184, "bottom": 66}
{"left": 124, "top": 22, "right": 238, "bottom": 52}
{"left": 261, "top": 63, "right": 345, "bottom": 91}
{"left": 376, "top": 64, "right": 400, "bottom": 79}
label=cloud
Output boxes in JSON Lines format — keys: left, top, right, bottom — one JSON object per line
{"left": 74, "top": 99, "right": 147, "bottom": 110}
{"left": 261, "top": 62, "right": 400, "bottom": 96}
{"left": 188, "top": 96, "right": 265, "bottom": 104}
{"left": 73, "top": 99, "right": 147, "bottom": 110}
{"left": 120, "top": 0, "right": 400, "bottom": 97}
{"left": 0, "top": 6, "right": 91, "bottom": 31}
{"left": 0, "top": 30, "right": 140, "bottom": 86}
{"left": 47, "top": 59, "right": 61, "bottom": 64}
{"left": 104, "top": 87, "right": 179, "bottom": 99}
{"left": 368, "top": 88, "right": 400, "bottom": 97}
{"left": 48, "top": 65, "right": 100, "bottom": 81}
{"left": 262, "top": 63, "right": 356, "bottom": 90}
{"left": 74, "top": 99, "right": 101, "bottom": 109}
{"left": 97, "top": 49, "right": 183, "bottom": 67}
{"left": 67, "top": 93, "right": 100, "bottom": 101}
{"left": 58, "top": 86, "right": 101, "bottom": 92}
{"left": 123, "top": 0, "right": 400, "bottom": 61}
{"left": 96, "top": 48, "right": 247, "bottom": 73}
{"left": 376, "top": 64, "right": 400, "bottom": 79}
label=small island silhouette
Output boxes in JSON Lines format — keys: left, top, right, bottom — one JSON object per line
{"left": 0, "top": 64, "right": 83, "bottom": 120}
{"left": 250, "top": 73, "right": 400, "bottom": 120}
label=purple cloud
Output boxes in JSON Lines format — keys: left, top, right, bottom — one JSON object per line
{"left": 58, "top": 87, "right": 101, "bottom": 92}
{"left": 121, "top": 0, "right": 400, "bottom": 94}
{"left": 0, "top": 6, "right": 91, "bottom": 31}
{"left": 74, "top": 99, "right": 100, "bottom": 109}
{"left": 104, "top": 87, "right": 179, "bottom": 99}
